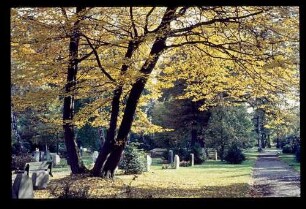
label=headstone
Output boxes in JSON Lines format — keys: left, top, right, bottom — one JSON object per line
{"left": 168, "top": 150, "right": 173, "bottom": 164}
{"left": 46, "top": 151, "right": 52, "bottom": 162}
{"left": 190, "top": 153, "right": 194, "bottom": 166}
{"left": 12, "top": 172, "right": 22, "bottom": 198}
{"left": 32, "top": 171, "right": 49, "bottom": 189}
{"left": 54, "top": 154, "right": 61, "bottom": 165}
{"left": 146, "top": 155, "right": 152, "bottom": 172}
{"left": 49, "top": 153, "right": 60, "bottom": 166}
{"left": 34, "top": 150, "right": 40, "bottom": 162}
{"left": 92, "top": 151, "right": 99, "bottom": 163}
{"left": 214, "top": 150, "right": 218, "bottom": 161}
{"left": 39, "top": 151, "right": 45, "bottom": 161}
{"left": 174, "top": 155, "right": 180, "bottom": 169}
{"left": 80, "top": 146, "right": 83, "bottom": 156}
{"left": 12, "top": 173, "right": 34, "bottom": 199}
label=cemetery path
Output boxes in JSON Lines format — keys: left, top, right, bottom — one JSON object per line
{"left": 249, "top": 150, "right": 300, "bottom": 197}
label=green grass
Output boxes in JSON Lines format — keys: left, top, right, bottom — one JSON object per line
{"left": 278, "top": 153, "right": 300, "bottom": 173}
{"left": 38, "top": 148, "right": 258, "bottom": 198}
{"left": 52, "top": 152, "right": 93, "bottom": 173}
{"left": 114, "top": 149, "right": 257, "bottom": 198}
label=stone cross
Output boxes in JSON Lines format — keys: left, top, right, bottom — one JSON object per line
{"left": 174, "top": 155, "right": 180, "bottom": 169}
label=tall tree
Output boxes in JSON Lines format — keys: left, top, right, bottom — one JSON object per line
{"left": 205, "top": 105, "right": 255, "bottom": 160}
{"left": 62, "top": 7, "right": 87, "bottom": 173}
{"left": 11, "top": 7, "right": 299, "bottom": 177}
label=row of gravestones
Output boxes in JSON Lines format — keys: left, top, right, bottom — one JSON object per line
{"left": 91, "top": 151, "right": 154, "bottom": 172}
{"left": 168, "top": 150, "right": 195, "bottom": 168}
{"left": 12, "top": 169, "right": 50, "bottom": 199}
{"left": 33, "top": 151, "right": 61, "bottom": 166}
{"left": 147, "top": 152, "right": 195, "bottom": 171}
{"left": 90, "top": 150, "right": 195, "bottom": 172}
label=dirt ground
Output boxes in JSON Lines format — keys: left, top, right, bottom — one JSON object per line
{"left": 249, "top": 150, "right": 300, "bottom": 197}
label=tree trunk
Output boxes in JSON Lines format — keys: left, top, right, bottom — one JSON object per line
{"left": 91, "top": 7, "right": 177, "bottom": 177}
{"left": 11, "top": 110, "right": 23, "bottom": 154}
{"left": 91, "top": 40, "right": 141, "bottom": 176}
{"left": 63, "top": 7, "right": 87, "bottom": 174}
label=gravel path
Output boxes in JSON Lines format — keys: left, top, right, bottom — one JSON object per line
{"left": 250, "top": 150, "right": 300, "bottom": 197}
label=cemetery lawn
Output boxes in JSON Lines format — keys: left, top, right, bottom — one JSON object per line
{"left": 278, "top": 153, "right": 300, "bottom": 172}
{"left": 34, "top": 149, "right": 257, "bottom": 198}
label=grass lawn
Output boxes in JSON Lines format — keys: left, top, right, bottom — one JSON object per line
{"left": 34, "top": 148, "right": 258, "bottom": 198}
{"left": 278, "top": 153, "right": 300, "bottom": 173}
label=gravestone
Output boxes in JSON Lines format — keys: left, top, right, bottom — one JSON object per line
{"left": 50, "top": 153, "right": 61, "bottom": 166}
{"left": 34, "top": 150, "right": 40, "bottom": 162}
{"left": 54, "top": 154, "right": 61, "bottom": 165}
{"left": 39, "top": 151, "right": 45, "bottom": 161}
{"left": 92, "top": 151, "right": 99, "bottom": 163}
{"left": 46, "top": 151, "right": 52, "bottom": 162}
{"left": 190, "top": 153, "right": 194, "bottom": 166}
{"left": 12, "top": 173, "right": 34, "bottom": 199}
{"left": 146, "top": 155, "right": 152, "bottom": 172}
{"left": 80, "top": 147, "right": 83, "bottom": 156}
{"left": 214, "top": 150, "right": 218, "bottom": 161}
{"left": 32, "top": 171, "right": 49, "bottom": 189}
{"left": 168, "top": 150, "right": 173, "bottom": 164}
{"left": 174, "top": 155, "right": 180, "bottom": 169}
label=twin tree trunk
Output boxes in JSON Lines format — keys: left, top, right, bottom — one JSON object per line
{"left": 63, "top": 7, "right": 87, "bottom": 174}
{"left": 91, "top": 7, "right": 177, "bottom": 177}
{"left": 62, "top": 7, "right": 176, "bottom": 177}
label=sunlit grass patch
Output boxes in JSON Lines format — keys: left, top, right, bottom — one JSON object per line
{"left": 34, "top": 149, "right": 257, "bottom": 198}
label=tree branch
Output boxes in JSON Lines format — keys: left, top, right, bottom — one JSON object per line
{"left": 129, "top": 7, "right": 138, "bottom": 38}
{"left": 81, "top": 34, "right": 116, "bottom": 82}
{"left": 169, "top": 10, "right": 264, "bottom": 35}
{"left": 144, "top": 7, "right": 155, "bottom": 34}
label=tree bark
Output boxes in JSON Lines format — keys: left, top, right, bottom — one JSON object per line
{"left": 63, "top": 7, "right": 87, "bottom": 174}
{"left": 91, "top": 40, "right": 141, "bottom": 176}
{"left": 91, "top": 7, "right": 177, "bottom": 177}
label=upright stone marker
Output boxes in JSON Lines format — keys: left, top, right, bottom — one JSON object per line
{"left": 46, "top": 151, "right": 52, "bottom": 162}
{"left": 190, "top": 153, "right": 194, "bottom": 166}
{"left": 214, "top": 150, "right": 218, "bottom": 161}
{"left": 168, "top": 150, "right": 173, "bottom": 164}
{"left": 146, "top": 155, "right": 152, "bottom": 172}
{"left": 174, "top": 155, "right": 180, "bottom": 169}
{"left": 92, "top": 151, "right": 99, "bottom": 163}
{"left": 32, "top": 171, "right": 49, "bottom": 189}
{"left": 50, "top": 153, "right": 61, "bottom": 166}
{"left": 34, "top": 150, "right": 40, "bottom": 162}
{"left": 39, "top": 151, "right": 45, "bottom": 161}
{"left": 12, "top": 173, "right": 34, "bottom": 199}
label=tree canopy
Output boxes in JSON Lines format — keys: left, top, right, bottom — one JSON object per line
{"left": 11, "top": 7, "right": 299, "bottom": 176}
